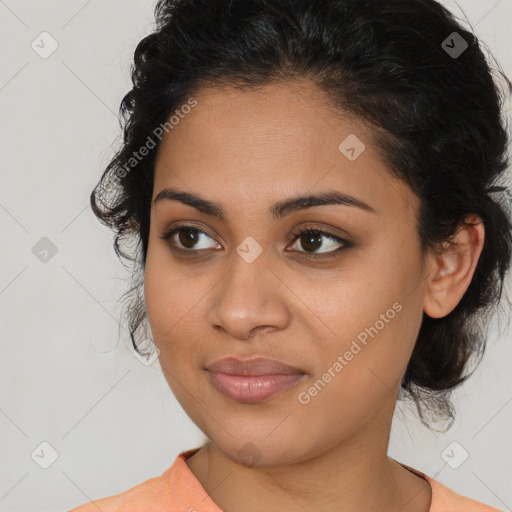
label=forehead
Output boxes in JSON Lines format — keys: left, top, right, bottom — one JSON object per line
{"left": 153, "top": 81, "right": 419, "bottom": 221}
{"left": 157, "top": 80, "right": 360, "bottom": 162}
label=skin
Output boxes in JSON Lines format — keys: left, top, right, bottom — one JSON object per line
{"left": 143, "top": 80, "right": 485, "bottom": 512}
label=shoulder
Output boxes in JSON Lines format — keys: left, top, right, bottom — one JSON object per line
{"left": 67, "top": 448, "right": 204, "bottom": 512}
{"left": 427, "top": 476, "right": 503, "bottom": 512}
{"left": 67, "top": 467, "right": 172, "bottom": 512}
{"left": 397, "top": 461, "right": 502, "bottom": 512}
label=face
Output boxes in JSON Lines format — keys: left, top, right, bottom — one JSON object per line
{"left": 144, "top": 80, "right": 430, "bottom": 467}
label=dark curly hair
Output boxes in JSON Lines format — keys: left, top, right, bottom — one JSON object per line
{"left": 91, "top": 0, "right": 512, "bottom": 430}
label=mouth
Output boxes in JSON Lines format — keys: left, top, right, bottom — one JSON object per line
{"left": 204, "top": 356, "right": 308, "bottom": 403}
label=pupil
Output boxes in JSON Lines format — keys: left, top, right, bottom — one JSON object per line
{"left": 301, "top": 232, "right": 322, "bottom": 252}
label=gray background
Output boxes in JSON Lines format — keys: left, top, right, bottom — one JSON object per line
{"left": 1, "top": 1, "right": 511, "bottom": 511}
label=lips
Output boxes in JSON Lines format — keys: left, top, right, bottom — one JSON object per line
{"left": 204, "top": 356, "right": 307, "bottom": 403}
{"left": 205, "top": 356, "right": 305, "bottom": 376}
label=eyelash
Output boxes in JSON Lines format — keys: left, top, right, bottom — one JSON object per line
{"left": 159, "top": 224, "right": 353, "bottom": 260}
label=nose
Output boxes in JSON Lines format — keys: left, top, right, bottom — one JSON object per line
{"left": 207, "top": 249, "right": 291, "bottom": 341}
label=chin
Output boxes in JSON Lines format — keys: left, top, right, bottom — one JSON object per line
{"left": 208, "top": 432, "right": 312, "bottom": 468}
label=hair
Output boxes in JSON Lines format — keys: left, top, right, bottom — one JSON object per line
{"left": 91, "top": 0, "right": 512, "bottom": 430}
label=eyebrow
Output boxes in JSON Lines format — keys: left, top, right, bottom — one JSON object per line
{"left": 152, "top": 187, "right": 377, "bottom": 221}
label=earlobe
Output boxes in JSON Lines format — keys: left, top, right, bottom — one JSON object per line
{"left": 423, "top": 215, "right": 485, "bottom": 319}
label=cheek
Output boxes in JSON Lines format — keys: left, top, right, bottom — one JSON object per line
{"left": 143, "top": 252, "right": 209, "bottom": 360}
{"left": 144, "top": 239, "right": 188, "bottom": 327}
{"left": 293, "top": 299, "right": 420, "bottom": 441}
{"left": 143, "top": 259, "right": 170, "bottom": 333}
{"left": 306, "top": 245, "right": 423, "bottom": 389}
{"left": 143, "top": 243, "right": 184, "bottom": 341}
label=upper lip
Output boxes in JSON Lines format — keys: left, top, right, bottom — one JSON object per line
{"left": 205, "top": 356, "right": 305, "bottom": 376}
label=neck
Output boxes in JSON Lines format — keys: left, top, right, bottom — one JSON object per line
{"left": 185, "top": 404, "right": 432, "bottom": 512}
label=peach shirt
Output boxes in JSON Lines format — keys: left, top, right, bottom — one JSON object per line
{"left": 68, "top": 448, "right": 502, "bottom": 512}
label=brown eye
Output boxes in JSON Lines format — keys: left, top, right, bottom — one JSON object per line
{"left": 299, "top": 231, "right": 324, "bottom": 252}
{"left": 287, "top": 228, "right": 352, "bottom": 258}
{"left": 160, "top": 225, "right": 220, "bottom": 253}
{"left": 178, "top": 227, "right": 201, "bottom": 249}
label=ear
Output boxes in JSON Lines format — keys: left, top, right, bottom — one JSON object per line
{"left": 423, "top": 214, "right": 485, "bottom": 319}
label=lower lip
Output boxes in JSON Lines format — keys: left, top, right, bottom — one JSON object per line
{"left": 206, "top": 371, "right": 307, "bottom": 403}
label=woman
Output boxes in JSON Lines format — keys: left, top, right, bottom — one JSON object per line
{"left": 69, "top": 0, "right": 511, "bottom": 510}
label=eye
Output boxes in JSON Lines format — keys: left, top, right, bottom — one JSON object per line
{"left": 159, "top": 225, "right": 220, "bottom": 254}
{"left": 286, "top": 228, "right": 352, "bottom": 259}
{"left": 159, "top": 224, "right": 353, "bottom": 259}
